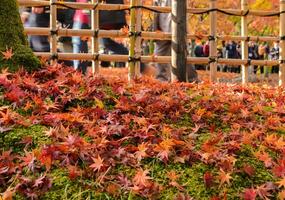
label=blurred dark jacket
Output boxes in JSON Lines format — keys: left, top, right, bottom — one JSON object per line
{"left": 99, "top": 0, "right": 127, "bottom": 30}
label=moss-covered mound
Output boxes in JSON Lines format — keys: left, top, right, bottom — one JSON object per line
{"left": 0, "top": 0, "right": 40, "bottom": 72}
{"left": 0, "top": 65, "right": 285, "bottom": 199}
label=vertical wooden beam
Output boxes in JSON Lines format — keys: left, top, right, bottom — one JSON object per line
{"left": 209, "top": 0, "right": 217, "bottom": 82}
{"left": 171, "top": 0, "right": 187, "bottom": 82}
{"left": 91, "top": 0, "right": 100, "bottom": 74}
{"left": 241, "top": 0, "right": 249, "bottom": 84}
{"left": 279, "top": 0, "right": 285, "bottom": 86}
{"left": 135, "top": 0, "right": 142, "bottom": 77}
{"left": 129, "top": 0, "right": 137, "bottom": 80}
{"left": 50, "top": 0, "right": 57, "bottom": 65}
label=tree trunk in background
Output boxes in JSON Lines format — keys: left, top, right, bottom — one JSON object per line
{"left": 171, "top": 0, "right": 187, "bottom": 82}
{"left": 0, "top": 0, "right": 40, "bottom": 72}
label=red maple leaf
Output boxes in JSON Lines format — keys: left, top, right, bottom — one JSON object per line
{"left": 117, "top": 173, "right": 132, "bottom": 189}
{"left": 20, "top": 151, "right": 35, "bottom": 172}
{"left": 203, "top": 171, "right": 214, "bottom": 188}
{"left": 68, "top": 165, "right": 81, "bottom": 180}
{"left": 1, "top": 47, "right": 13, "bottom": 60}
{"left": 4, "top": 86, "right": 25, "bottom": 103}
{"left": 243, "top": 188, "right": 257, "bottom": 200}
{"left": 243, "top": 164, "right": 255, "bottom": 177}
{"left": 273, "top": 160, "right": 285, "bottom": 177}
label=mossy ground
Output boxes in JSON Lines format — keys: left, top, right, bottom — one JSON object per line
{"left": 1, "top": 125, "right": 50, "bottom": 153}
{"left": 0, "top": 66, "right": 284, "bottom": 199}
{"left": 5, "top": 123, "right": 277, "bottom": 200}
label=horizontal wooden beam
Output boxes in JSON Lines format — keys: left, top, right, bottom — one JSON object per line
{"left": 23, "top": 27, "right": 280, "bottom": 42}
{"left": 35, "top": 52, "right": 280, "bottom": 66}
{"left": 18, "top": 0, "right": 280, "bottom": 17}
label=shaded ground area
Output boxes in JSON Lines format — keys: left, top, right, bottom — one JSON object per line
{"left": 0, "top": 65, "right": 285, "bottom": 199}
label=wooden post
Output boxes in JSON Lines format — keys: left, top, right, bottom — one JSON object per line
{"left": 91, "top": 0, "right": 100, "bottom": 74}
{"left": 50, "top": 0, "right": 57, "bottom": 65}
{"left": 241, "top": 0, "right": 249, "bottom": 84}
{"left": 129, "top": 0, "right": 137, "bottom": 80}
{"left": 279, "top": 0, "right": 285, "bottom": 86}
{"left": 171, "top": 0, "right": 187, "bottom": 82}
{"left": 134, "top": 0, "right": 142, "bottom": 77}
{"left": 209, "top": 0, "right": 217, "bottom": 82}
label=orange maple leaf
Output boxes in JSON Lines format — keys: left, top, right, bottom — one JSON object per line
{"left": 90, "top": 156, "right": 104, "bottom": 172}
{"left": 218, "top": 169, "right": 232, "bottom": 188}
{"left": 135, "top": 143, "right": 148, "bottom": 161}
{"left": 121, "top": 25, "right": 129, "bottom": 35}
{"left": 278, "top": 190, "right": 285, "bottom": 200}
{"left": 277, "top": 177, "right": 285, "bottom": 188}
{"left": 1, "top": 47, "right": 14, "bottom": 60}
{"left": 0, "top": 68, "right": 11, "bottom": 79}
{"left": 2, "top": 187, "right": 14, "bottom": 200}
{"left": 132, "top": 168, "right": 152, "bottom": 187}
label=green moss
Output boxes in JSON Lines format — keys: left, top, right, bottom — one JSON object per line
{"left": 42, "top": 169, "right": 117, "bottom": 200}
{"left": 224, "top": 146, "right": 277, "bottom": 199}
{"left": 171, "top": 113, "right": 193, "bottom": 128}
{"left": 42, "top": 169, "right": 84, "bottom": 200}
{"left": 0, "top": 0, "right": 40, "bottom": 72}
{"left": 1, "top": 125, "right": 50, "bottom": 152}
{"left": 143, "top": 159, "right": 218, "bottom": 199}
{"left": 102, "top": 86, "right": 118, "bottom": 111}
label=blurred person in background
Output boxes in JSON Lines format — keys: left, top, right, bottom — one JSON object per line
{"left": 270, "top": 41, "right": 279, "bottom": 73}
{"left": 153, "top": 0, "right": 198, "bottom": 82}
{"left": 72, "top": 0, "right": 90, "bottom": 74}
{"left": 20, "top": 2, "right": 75, "bottom": 66}
{"left": 248, "top": 41, "right": 259, "bottom": 74}
{"left": 258, "top": 42, "right": 270, "bottom": 75}
{"left": 226, "top": 40, "right": 239, "bottom": 73}
{"left": 99, "top": 0, "right": 129, "bottom": 68}
{"left": 194, "top": 41, "right": 205, "bottom": 70}
{"left": 23, "top": 6, "right": 50, "bottom": 52}
{"left": 57, "top": 0, "right": 76, "bottom": 67}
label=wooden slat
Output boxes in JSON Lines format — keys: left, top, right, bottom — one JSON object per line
{"left": 23, "top": 28, "right": 281, "bottom": 42}
{"left": 128, "top": 0, "right": 137, "bottom": 80}
{"left": 209, "top": 0, "right": 217, "bottom": 82}
{"left": 280, "top": 0, "right": 285, "bottom": 86}
{"left": 135, "top": 0, "right": 142, "bottom": 77}
{"left": 33, "top": 53, "right": 280, "bottom": 66}
{"left": 91, "top": 0, "right": 100, "bottom": 74}
{"left": 50, "top": 0, "right": 57, "bottom": 64}
{"left": 241, "top": 0, "right": 249, "bottom": 84}
{"left": 18, "top": 0, "right": 281, "bottom": 17}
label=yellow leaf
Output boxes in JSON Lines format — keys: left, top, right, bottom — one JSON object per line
{"left": 95, "top": 98, "right": 104, "bottom": 109}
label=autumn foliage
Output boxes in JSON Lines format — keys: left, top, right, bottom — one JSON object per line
{"left": 0, "top": 64, "right": 285, "bottom": 199}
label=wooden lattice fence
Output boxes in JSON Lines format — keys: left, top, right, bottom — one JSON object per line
{"left": 18, "top": 0, "right": 285, "bottom": 85}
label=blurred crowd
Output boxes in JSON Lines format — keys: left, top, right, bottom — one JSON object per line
{"left": 191, "top": 40, "right": 280, "bottom": 75}
{"left": 19, "top": 0, "right": 128, "bottom": 74}
{"left": 19, "top": 0, "right": 279, "bottom": 81}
